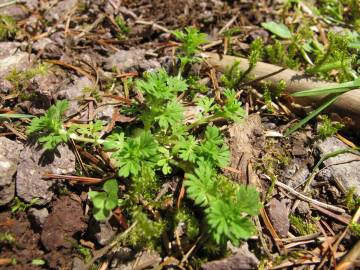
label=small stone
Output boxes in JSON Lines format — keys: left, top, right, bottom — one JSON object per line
{"left": 0, "top": 138, "right": 23, "bottom": 206}
{"left": 16, "top": 144, "right": 76, "bottom": 205}
{"left": 201, "top": 243, "right": 259, "bottom": 270}
{"left": 109, "top": 247, "right": 134, "bottom": 268}
{"left": 28, "top": 207, "right": 49, "bottom": 228}
{"left": 114, "top": 251, "right": 161, "bottom": 270}
{"left": 0, "top": 79, "right": 13, "bottom": 94}
{"left": 56, "top": 76, "right": 93, "bottom": 116}
{"left": 41, "top": 196, "right": 87, "bottom": 251}
{"left": 0, "top": 42, "right": 33, "bottom": 79}
{"left": 266, "top": 198, "right": 289, "bottom": 238}
{"left": 32, "top": 38, "right": 54, "bottom": 52}
{"left": 44, "top": 0, "right": 78, "bottom": 23}
{"left": 282, "top": 159, "right": 309, "bottom": 188}
{"left": 315, "top": 137, "right": 360, "bottom": 196}
{"left": 90, "top": 220, "right": 117, "bottom": 246}
{"left": 0, "top": 0, "right": 29, "bottom": 20}
{"left": 72, "top": 257, "right": 87, "bottom": 270}
{"left": 104, "top": 49, "right": 160, "bottom": 72}
{"left": 297, "top": 202, "right": 311, "bottom": 215}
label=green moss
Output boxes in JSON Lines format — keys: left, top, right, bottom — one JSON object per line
{"left": 0, "top": 232, "right": 15, "bottom": 245}
{"left": 344, "top": 187, "right": 360, "bottom": 212}
{"left": 290, "top": 214, "right": 318, "bottom": 235}
{"left": 130, "top": 166, "right": 161, "bottom": 201}
{"left": 115, "top": 15, "right": 130, "bottom": 40}
{"left": 317, "top": 115, "right": 344, "bottom": 139}
{"left": 174, "top": 208, "right": 200, "bottom": 241}
{"left": 10, "top": 197, "right": 38, "bottom": 214}
{"left": 125, "top": 208, "right": 166, "bottom": 250}
{"left": 82, "top": 86, "right": 102, "bottom": 102}
{"left": 6, "top": 63, "right": 50, "bottom": 92}
{"left": 349, "top": 221, "right": 360, "bottom": 237}
{"left": 0, "top": 15, "right": 17, "bottom": 40}
{"left": 73, "top": 243, "right": 92, "bottom": 263}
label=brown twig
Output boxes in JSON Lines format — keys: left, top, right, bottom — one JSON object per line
{"left": 42, "top": 173, "right": 104, "bottom": 184}
{"left": 273, "top": 179, "right": 346, "bottom": 213}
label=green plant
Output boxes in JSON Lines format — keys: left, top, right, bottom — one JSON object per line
{"left": 290, "top": 214, "right": 318, "bottom": 235}
{"left": 349, "top": 221, "right": 360, "bottom": 237}
{"left": 262, "top": 83, "right": 274, "bottom": 113}
{"left": 317, "top": 115, "right": 344, "bottom": 139}
{"left": 263, "top": 21, "right": 315, "bottom": 68}
{"left": 307, "top": 32, "right": 359, "bottom": 81}
{"left": 28, "top": 63, "right": 259, "bottom": 250}
{"left": 185, "top": 161, "right": 261, "bottom": 245}
{"left": 221, "top": 38, "right": 264, "bottom": 89}
{"left": 82, "top": 86, "right": 102, "bottom": 102}
{"left": 6, "top": 63, "right": 49, "bottom": 91}
{"left": 115, "top": 15, "right": 130, "bottom": 39}
{"left": 316, "top": 0, "right": 360, "bottom": 26}
{"left": 0, "top": 15, "right": 17, "bottom": 40}
{"left": 73, "top": 244, "right": 92, "bottom": 262}
{"left": 344, "top": 187, "right": 360, "bottom": 211}
{"left": 11, "top": 197, "right": 38, "bottom": 214}
{"left": 0, "top": 232, "right": 15, "bottom": 245}
{"left": 172, "top": 27, "right": 208, "bottom": 76}
{"left": 27, "top": 100, "right": 70, "bottom": 150}
{"left": 125, "top": 207, "right": 166, "bottom": 250}
{"left": 285, "top": 77, "right": 360, "bottom": 135}
{"left": 88, "top": 179, "right": 119, "bottom": 221}
{"left": 261, "top": 21, "right": 292, "bottom": 39}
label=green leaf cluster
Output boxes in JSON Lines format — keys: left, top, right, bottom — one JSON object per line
{"left": 185, "top": 160, "right": 261, "bottom": 245}
{"left": 27, "top": 100, "right": 69, "bottom": 150}
{"left": 172, "top": 27, "right": 207, "bottom": 58}
{"left": 109, "top": 131, "right": 160, "bottom": 177}
{"left": 136, "top": 69, "right": 187, "bottom": 131}
{"left": 26, "top": 29, "right": 260, "bottom": 253}
{"left": 172, "top": 27, "right": 208, "bottom": 76}
{"left": 88, "top": 179, "right": 119, "bottom": 221}
{"left": 195, "top": 90, "right": 245, "bottom": 122}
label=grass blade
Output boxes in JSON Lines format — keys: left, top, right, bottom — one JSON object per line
{"left": 0, "top": 113, "right": 34, "bottom": 119}
{"left": 292, "top": 78, "right": 360, "bottom": 97}
{"left": 285, "top": 94, "right": 340, "bottom": 136}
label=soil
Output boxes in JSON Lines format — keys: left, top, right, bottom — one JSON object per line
{"left": 0, "top": 0, "right": 359, "bottom": 270}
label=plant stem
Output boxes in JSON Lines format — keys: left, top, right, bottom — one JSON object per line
{"left": 0, "top": 0, "right": 19, "bottom": 9}
{"left": 169, "top": 159, "right": 192, "bottom": 172}
{"left": 69, "top": 133, "right": 105, "bottom": 145}
{"left": 186, "top": 115, "right": 218, "bottom": 130}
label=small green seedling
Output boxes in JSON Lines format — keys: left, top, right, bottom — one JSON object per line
{"left": 115, "top": 15, "right": 130, "bottom": 40}
{"left": 88, "top": 179, "right": 119, "bottom": 221}
{"left": 317, "top": 115, "right": 344, "bottom": 139}
{"left": 221, "top": 38, "right": 263, "bottom": 89}
{"left": 172, "top": 27, "right": 208, "bottom": 76}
